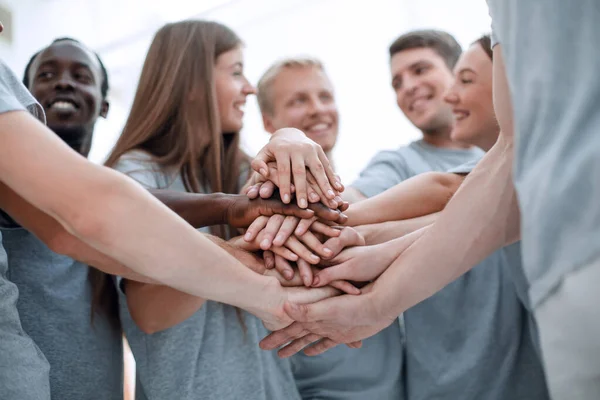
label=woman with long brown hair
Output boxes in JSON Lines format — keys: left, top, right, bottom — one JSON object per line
{"left": 104, "top": 20, "right": 309, "bottom": 400}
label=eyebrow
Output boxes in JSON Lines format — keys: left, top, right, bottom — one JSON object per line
{"left": 37, "top": 59, "right": 94, "bottom": 72}
{"left": 230, "top": 61, "right": 243, "bottom": 69}
{"left": 458, "top": 67, "right": 477, "bottom": 75}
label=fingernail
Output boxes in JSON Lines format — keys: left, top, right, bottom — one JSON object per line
{"left": 274, "top": 234, "right": 284, "bottom": 245}
{"left": 260, "top": 239, "right": 270, "bottom": 249}
{"left": 309, "top": 193, "right": 319, "bottom": 202}
{"left": 260, "top": 168, "right": 268, "bottom": 176}
{"left": 299, "top": 198, "right": 307, "bottom": 208}
{"left": 310, "top": 254, "right": 320, "bottom": 263}
{"left": 244, "top": 232, "right": 252, "bottom": 241}
{"left": 334, "top": 196, "right": 343, "bottom": 205}
{"left": 323, "top": 248, "right": 332, "bottom": 256}
{"left": 283, "top": 194, "right": 291, "bottom": 203}
{"left": 284, "top": 270, "right": 294, "bottom": 280}
{"left": 327, "top": 190, "right": 335, "bottom": 198}
{"left": 312, "top": 276, "right": 320, "bottom": 286}
{"left": 303, "top": 276, "right": 311, "bottom": 287}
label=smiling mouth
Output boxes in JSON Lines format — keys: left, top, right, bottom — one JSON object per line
{"left": 454, "top": 110, "right": 470, "bottom": 121}
{"left": 409, "top": 95, "right": 434, "bottom": 112}
{"left": 47, "top": 99, "right": 79, "bottom": 113}
{"left": 306, "top": 122, "right": 332, "bottom": 135}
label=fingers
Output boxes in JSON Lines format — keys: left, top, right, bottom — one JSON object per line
{"left": 257, "top": 215, "right": 286, "bottom": 250}
{"left": 259, "top": 180, "right": 277, "bottom": 199}
{"left": 294, "top": 216, "right": 316, "bottom": 236}
{"left": 290, "top": 153, "right": 308, "bottom": 208}
{"left": 278, "top": 334, "right": 323, "bottom": 358}
{"left": 318, "top": 150, "right": 343, "bottom": 193}
{"left": 296, "top": 258, "right": 314, "bottom": 287}
{"left": 244, "top": 216, "right": 269, "bottom": 242}
{"left": 312, "top": 263, "right": 354, "bottom": 288}
{"left": 271, "top": 245, "right": 300, "bottom": 263}
{"left": 321, "top": 227, "right": 365, "bottom": 259}
{"left": 338, "top": 201, "right": 350, "bottom": 212}
{"left": 251, "top": 153, "right": 270, "bottom": 178}
{"left": 307, "top": 171, "right": 339, "bottom": 209}
{"left": 260, "top": 321, "right": 307, "bottom": 350}
{"left": 310, "top": 221, "right": 342, "bottom": 238}
{"left": 297, "top": 230, "right": 334, "bottom": 259}
{"left": 276, "top": 153, "right": 292, "bottom": 204}
{"left": 263, "top": 250, "right": 275, "bottom": 269}
{"left": 274, "top": 254, "right": 295, "bottom": 280}
{"left": 347, "top": 341, "right": 363, "bottom": 349}
{"left": 284, "top": 236, "right": 320, "bottom": 265}
{"left": 308, "top": 202, "right": 347, "bottom": 224}
{"left": 328, "top": 280, "right": 361, "bottom": 295}
{"left": 303, "top": 338, "right": 341, "bottom": 356}
{"left": 273, "top": 216, "right": 301, "bottom": 247}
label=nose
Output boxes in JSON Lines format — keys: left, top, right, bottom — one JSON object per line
{"left": 402, "top": 75, "right": 419, "bottom": 96}
{"left": 243, "top": 78, "right": 257, "bottom": 96}
{"left": 54, "top": 71, "right": 75, "bottom": 91}
{"left": 308, "top": 97, "right": 328, "bottom": 115}
{"left": 443, "top": 86, "right": 459, "bottom": 105}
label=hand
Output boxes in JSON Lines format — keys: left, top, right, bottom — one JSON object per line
{"left": 252, "top": 128, "right": 343, "bottom": 208}
{"left": 259, "top": 283, "right": 395, "bottom": 357}
{"left": 226, "top": 195, "right": 321, "bottom": 228}
{"left": 318, "top": 226, "right": 365, "bottom": 261}
{"left": 270, "top": 254, "right": 360, "bottom": 295}
{"left": 246, "top": 164, "right": 344, "bottom": 210}
{"left": 315, "top": 228, "right": 424, "bottom": 286}
{"left": 254, "top": 279, "right": 342, "bottom": 332}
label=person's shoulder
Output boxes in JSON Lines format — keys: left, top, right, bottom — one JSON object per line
{"left": 0, "top": 61, "right": 45, "bottom": 122}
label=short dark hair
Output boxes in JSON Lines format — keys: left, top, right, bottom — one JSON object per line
{"left": 473, "top": 34, "right": 493, "bottom": 61}
{"left": 389, "top": 29, "right": 462, "bottom": 70}
{"left": 23, "top": 37, "right": 109, "bottom": 98}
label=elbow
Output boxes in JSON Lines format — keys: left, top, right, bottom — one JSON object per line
{"left": 133, "top": 317, "right": 161, "bottom": 335}
{"left": 432, "top": 172, "right": 464, "bottom": 206}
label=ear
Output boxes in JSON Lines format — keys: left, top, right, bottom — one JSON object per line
{"left": 100, "top": 100, "right": 110, "bottom": 118}
{"left": 262, "top": 113, "right": 276, "bottom": 134}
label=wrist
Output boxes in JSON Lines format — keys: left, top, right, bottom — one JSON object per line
{"left": 212, "top": 193, "right": 237, "bottom": 225}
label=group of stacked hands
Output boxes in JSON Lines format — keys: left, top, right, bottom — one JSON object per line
{"left": 222, "top": 128, "right": 381, "bottom": 356}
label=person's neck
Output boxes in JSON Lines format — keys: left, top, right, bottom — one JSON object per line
{"left": 51, "top": 125, "right": 95, "bottom": 158}
{"left": 421, "top": 125, "right": 471, "bottom": 150}
{"left": 324, "top": 150, "right": 336, "bottom": 172}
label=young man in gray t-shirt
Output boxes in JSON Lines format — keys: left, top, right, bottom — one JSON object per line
{"left": 347, "top": 30, "right": 483, "bottom": 202}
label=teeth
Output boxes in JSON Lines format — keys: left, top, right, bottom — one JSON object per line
{"left": 234, "top": 104, "right": 245, "bottom": 112}
{"left": 309, "top": 123, "right": 329, "bottom": 131}
{"left": 51, "top": 101, "right": 77, "bottom": 111}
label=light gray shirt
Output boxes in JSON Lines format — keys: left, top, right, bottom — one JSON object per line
{"left": 1, "top": 228, "right": 124, "bottom": 400}
{"left": 352, "top": 139, "right": 484, "bottom": 197}
{"left": 113, "top": 151, "right": 300, "bottom": 400}
{"left": 487, "top": 0, "right": 600, "bottom": 307}
{"left": 0, "top": 60, "right": 51, "bottom": 399}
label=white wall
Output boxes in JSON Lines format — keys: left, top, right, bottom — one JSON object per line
{"left": 2, "top": 0, "right": 491, "bottom": 183}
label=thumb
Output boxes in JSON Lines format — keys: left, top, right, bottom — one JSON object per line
{"left": 251, "top": 151, "right": 271, "bottom": 178}
{"left": 312, "top": 263, "right": 352, "bottom": 287}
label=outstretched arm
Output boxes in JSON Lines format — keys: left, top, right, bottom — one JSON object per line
{"left": 344, "top": 172, "right": 463, "bottom": 226}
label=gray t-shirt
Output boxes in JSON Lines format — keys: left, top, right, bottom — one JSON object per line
{"left": 487, "top": 0, "right": 600, "bottom": 307}
{"left": 352, "top": 139, "right": 484, "bottom": 197}
{"left": 1, "top": 228, "right": 124, "bottom": 400}
{"left": 291, "top": 322, "right": 403, "bottom": 400}
{"left": 400, "top": 158, "right": 548, "bottom": 399}
{"left": 0, "top": 60, "right": 51, "bottom": 400}
{"left": 113, "top": 151, "right": 299, "bottom": 400}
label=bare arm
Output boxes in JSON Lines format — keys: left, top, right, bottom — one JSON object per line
{"left": 344, "top": 172, "right": 463, "bottom": 226}
{"left": 375, "top": 46, "right": 519, "bottom": 318}
{"left": 341, "top": 187, "right": 367, "bottom": 204}
{"left": 0, "top": 181, "right": 154, "bottom": 283}
{"left": 356, "top": 213, "right": 439, "bottom": 245}
{"left": 0, "top": 111, "right": 287, "bottom": 324}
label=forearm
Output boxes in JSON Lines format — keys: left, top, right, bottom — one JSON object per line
{"left": 0, "top": 112, "right": 279, "bottom": 313}
{"left": 0, "top": 182, "right": 154, "bottom": 283}
{"left": 150, "top": 190, "right": 234, "bottom": 228}
{"left": 373, "top": 133, "right": 520, "bottom": 318}
{"left": 356, "top": 213, "right": 439, "bottom": 245}
{"left": 124, "top": 280, "right": 205, "bottom": 334}
{"left": 345, "top": 172, "right": 462, "bottom": 226}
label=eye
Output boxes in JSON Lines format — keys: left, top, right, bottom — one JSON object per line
{"left": 320, "top": 93, "right": 333, "bottom": 102}
{"left": 415, "top": 66, "right": 429, "bottom": 75}
{"left": 37, "top": 71, "right": 54, "bottom": 80}
{"left": 74, "top": 72, "right": 93, "bottom": 84}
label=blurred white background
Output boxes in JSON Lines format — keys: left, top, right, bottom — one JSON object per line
{"left": 0, "top": 0, "right": 491, "bottom": 183}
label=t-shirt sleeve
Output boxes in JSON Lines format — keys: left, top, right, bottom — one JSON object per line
{"left": 0, "top": 62, "right": 44, "bottom": 122}
{"left": 351, "top": 150, "right": 413, "bottom": 198}
{"left": 112, "top": 153, "right": 162, "bottom": 190}
{"left": 447, "top": 157, "right": 482, "bottom": 174}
